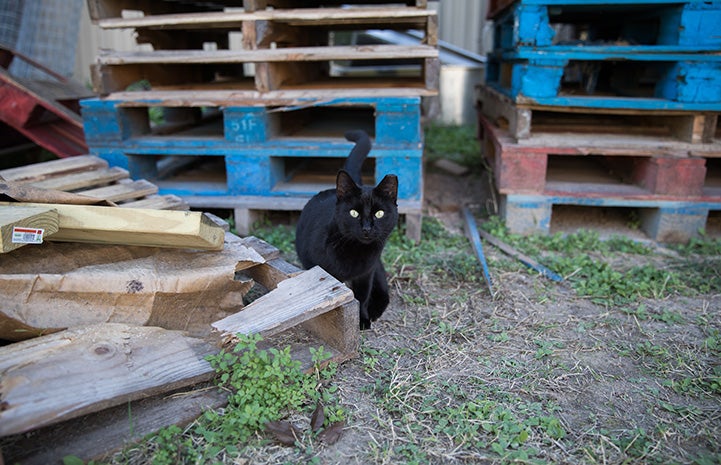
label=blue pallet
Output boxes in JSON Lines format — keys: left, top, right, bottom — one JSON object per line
{"left": 485, "top": 53, "right": 721, "bottom": 109}
{"left": 501, "top": 193, "right": 721, "bottom": 242}
{"left": 493, "top": 1, "right": 721, "bottom": 50}
{"left": 80, "top": 96, "right": 424, "bottom": 201}
{"left": 81, "top": 96, "right": 422, "bottom": 147}
{"left": 90, "top": 146, "right": 423, "bottom": 200}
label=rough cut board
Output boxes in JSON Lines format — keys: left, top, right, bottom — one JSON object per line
{"left": 0, "top": 205, "right": 59, "bottom": 253}
{"left": 0, "top": 239, "right": 265, "bottom": 340}
{"left": 0, "top": 155, "right": 107, "bottom": 183}
{"left": 0, "top": 323, "right": 218, "bottom": 437}
{"left": 0, "top": 201, "right": 224, "bottom": 250}
{"left": 0, "top": 265, "right": 357, "bottom": 437}
{"left": 212, "top": 265, "right": 354, "bottom": 337}
{"left": 96, "top": 45, "right": 438, "bottom": 65}
{"left": 95, "top": 7, "right": 435, "bottom": 29}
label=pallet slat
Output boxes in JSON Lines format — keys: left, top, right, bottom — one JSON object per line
{"left": 94, "top": 7, "right": 435, "bottom": 30}
{"left": 0, "top": 155, "right": 108, "bottom": 183}
{"left": 97, "top": 45, "right": 437, "bottom": 65}
{"left": 0, "top": 324, "right": 218, "bottom": 436}
{"left": 212, "top": 265, "right": 355, "bottom": 337}
{"left": 27, "top": 166, "right": 129, "bottom": 191}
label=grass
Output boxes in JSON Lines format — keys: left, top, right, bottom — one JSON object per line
{"left": 48, "top": 124, "right": 721, "bottom": 465}
{"left": 51, "top": 213, "right": 721, "bottom": 465}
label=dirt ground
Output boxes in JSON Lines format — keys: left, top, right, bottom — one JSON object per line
{"left": 5, "top": 163, "right": 717, "bottom": 465}
{"left": 233, "top": 167, "right": 721, "bottom": 464}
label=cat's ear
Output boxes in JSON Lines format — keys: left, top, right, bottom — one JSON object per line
{"left": 336, "top": 170, "right": 361, "bottom": 199}
{"left": 375, "top": 174, "right": 398, "bottom": 201}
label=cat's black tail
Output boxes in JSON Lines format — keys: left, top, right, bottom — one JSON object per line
{"left": 343, "top": 130, "right": 371, "bottom": 186}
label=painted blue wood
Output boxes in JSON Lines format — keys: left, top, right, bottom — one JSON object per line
{"left": 501, "top": 193, "right": 721, "bottom": 241}
{"left": 81, "top": 96, "right": 423, "bottom": 147}
{"left": 493, "top": 1, "right": 721, "bottom": 50}
{"left": 225, "top": 107, "right": 268, "bottom": 144}
{"left": 486, "top": 56, "right": 721, "bottom": 107}
{"left": 656, "top": 61, "right": 721, "bottom": 103}
{"left": 81, "top": 99, "right": 146, "bottom": 144}
{"left": 81, "top": 95, "right": 424, "bottom": 201}
{"left": 500, "top": 1, "right": 720, "bottom": 6}
{"left": 498, "top": 49, "right": 721, "bottom": 62}
{"left": 507, "top": 194, "right": 721, "bottom": 210}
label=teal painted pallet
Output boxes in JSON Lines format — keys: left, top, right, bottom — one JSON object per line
{"left": 486, "top": 53, "right": 721, "bottom": 109}
{"left": 80, "top": 96, "right": 424, "bottom": 201}
{"left": 492, "top": 1, "right": 721, "bottom": 51}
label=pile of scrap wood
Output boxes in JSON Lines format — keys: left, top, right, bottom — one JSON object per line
{"left": 0, "top": 156, "right": 359, "bottom": 463}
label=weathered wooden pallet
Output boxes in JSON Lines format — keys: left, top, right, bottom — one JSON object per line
{"left": 499, "top": 192, "right": 721, "bottom": 242}
{"left": 91, "top": 44, "right": 439, "bottom": 96}
{"left": 0, "top": 236, "right": 359, "bottom": 462}
{"left": 491, "top": 0, "right": 721, "bottom": 50}
{"left": 80, "top": 99, "right": 423, "bottom": 199}
{"left": 0, "top": 154, "right": 188, "bottom": 210}
{"left": 0, "top": 55, "right": 90, "bottom": 158}
{"left": 477, "top": 84, "right": 720, "bottom": 143}
{"left": 479, "top": 112, "right": 720, "bottom": 197}
{"left": 87, "top": 0, "right": 427, "bottom": 21}
{"left": 479, "top": 113, "right": 721, "bottom": 242}
{"left": 80, "top": 96, "right": 424, "bottom": 240}
{"left": 485, "top": 51, "right": 721, "bottom": 109}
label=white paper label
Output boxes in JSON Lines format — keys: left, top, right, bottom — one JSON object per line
{"left": 12, "top": 227, "right": 44, "bottom": 244}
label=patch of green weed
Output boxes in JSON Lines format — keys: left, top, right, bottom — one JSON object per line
{"left": 251, "top": 221, "right": 297, "bottom": 257}
{"left": 384, "top": 217, "right": 482, "bottom": 283}
{"left": 111, "top": 334, "right": 344, "bottom": 464}
{"left": 424, "top": 124, "right": 481, "bottom": 169}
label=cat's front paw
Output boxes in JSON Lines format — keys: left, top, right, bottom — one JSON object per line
{"left": 360, "top": 317, "right": 371, "bottom": 330}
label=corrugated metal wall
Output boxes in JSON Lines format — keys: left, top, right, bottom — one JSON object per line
{"left": 73, "top": 1, "right": 491, "bottom": 85}
{"left": 433, "top": 0, "right": 490, "bottom": 55}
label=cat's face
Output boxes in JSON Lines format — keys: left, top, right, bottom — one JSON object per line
{"left": 335, "top": 170, "right": 398, "bottom": 244}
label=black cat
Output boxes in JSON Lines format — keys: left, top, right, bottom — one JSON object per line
{"left": 295, "top": 130, "right": 398, "bottom": 330}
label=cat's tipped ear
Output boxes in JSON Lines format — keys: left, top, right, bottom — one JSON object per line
{"left": 375, "top": 174, "right": 398, "bottom": 201}
{"left": 336, "top": 170, "right": 361, "bottom": 199}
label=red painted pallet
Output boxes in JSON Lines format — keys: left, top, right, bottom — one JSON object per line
{"left": 478, "top": 112, "right": 721, "bottom": 199}
{"left": 478, "top": 112, "right": 721, "bottom": 241}
{"left": 0, "top": 46, "right": 91, "bottom": 158}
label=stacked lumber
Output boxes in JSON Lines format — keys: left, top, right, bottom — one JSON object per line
{"left": 81, "top": 0, "right": 439, "bottom": 241}
{"left": 0, "top": 155, "right": 360, "bottom": 463}
{"left": 477, "top": 0, "right": 721, "bottom": 242}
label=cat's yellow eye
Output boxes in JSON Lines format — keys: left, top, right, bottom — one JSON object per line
{"left": 375, "top": 210, "right": 385, "bottom": 219}
{"left": 349, "top": 209, "right": 359, "bottom": 218}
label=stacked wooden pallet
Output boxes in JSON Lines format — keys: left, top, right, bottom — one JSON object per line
{"left": 81, "top": 0, "right": 440, "bottom": 240}
{"left": 0, "top": 154, "right": 359, "bottom": 462}
{"left": 477, "top": 0, "right": 721, "bottom": 242}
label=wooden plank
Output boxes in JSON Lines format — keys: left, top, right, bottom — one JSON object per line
{"left": 104, "top": 87, "right": 438, "bottom": 106}
{"left": 27, "top": 166, "right": 129, "bottom": 191}
{"left": 120, "top": 194, "right": 189, "bottom": 210}
{"left": 301, "top": 300, "right": 359, "bottom": 356}
{"left": 96, "top": 45, "right": 438, "bottom": 65}
{"left": 2, "top": 333, "right": 346, "bottom": 464}
{"left": 78, "top": 179, "right": 159, "bottom": 203}
{"left": 95, "top": 7, "right": 434, "bottom": 29}
{"left": 0, "top": 155, "right": 107, "bottom": 183}
{"left": 0, "top": 323, "right": 218, "bottom": 437}
{"left": 0, "top": 205, "right": 59, "bottom": 253}
{"left": 0, "top": 202, "right": 225, "bottom": 250}
{"left": 2, "top": 385, "right": 227, "bottom": 465}
{"left": 212, "top": 265, "right": 355, "bottom": 337}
